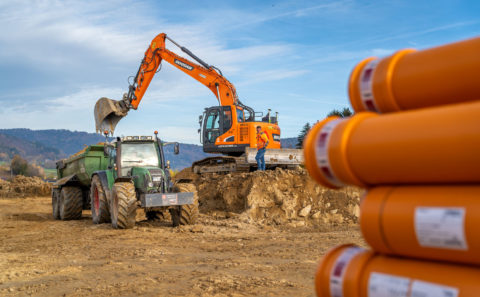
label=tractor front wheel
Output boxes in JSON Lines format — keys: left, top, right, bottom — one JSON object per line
{"left": 110, "top": 182, "right": 137, "bottom": 229}
{"left": 171, "top": 183, "right": 198, "bottom": 226}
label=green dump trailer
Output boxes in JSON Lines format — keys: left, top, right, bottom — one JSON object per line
{"left": 52, "top": 134, "right": 197, "bottom": 229}
{"left": 55, "top": 145, "right": 109, "bottom": 189}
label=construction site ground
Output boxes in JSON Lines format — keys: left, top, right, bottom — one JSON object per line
{"left": 0, "top": 170, "right": 365, "bottom": 296}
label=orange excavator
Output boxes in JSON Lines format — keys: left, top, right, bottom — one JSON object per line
{"left": 94, "top": 33, "right": 302, "bottom": 173}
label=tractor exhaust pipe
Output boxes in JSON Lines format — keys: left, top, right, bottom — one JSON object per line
{"left": 94, "top": 95, "right": 130, "bottom": 135}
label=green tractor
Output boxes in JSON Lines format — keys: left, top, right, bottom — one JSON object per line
{"left": 52, "top": 132, "right": 197, "bottom": 229}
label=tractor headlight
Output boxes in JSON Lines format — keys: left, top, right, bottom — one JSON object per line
{"left": 148, "top": 182, "right": 153, "bottom": 187}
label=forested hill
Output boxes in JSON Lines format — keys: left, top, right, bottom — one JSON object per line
{"left": 0, "top": 129, "right": 298, "bottom": 170}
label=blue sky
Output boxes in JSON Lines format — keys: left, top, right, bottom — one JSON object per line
{"left": 0, "top": 0, "right": 478, "bottom": 143}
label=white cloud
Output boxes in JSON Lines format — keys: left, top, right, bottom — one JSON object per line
{"left": 0, "top": 0, "right": 309, "bottom": 143}
{"left": 2, "top": 0, "right": 475, "bottom": 144}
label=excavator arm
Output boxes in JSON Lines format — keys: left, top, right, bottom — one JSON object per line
{"left": 94, "top": 33, "right": 239, "bottom": 133}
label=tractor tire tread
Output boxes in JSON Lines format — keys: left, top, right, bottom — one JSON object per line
{"left": 173, "top": 183, "right": 198, "bottom": 225}
{"left": 90, "top": 175, "right": 110, "bottom": 224}
{"left": 111, "top": 182, "right": 137, "bottom": 229}
{"left": 60, "top": 187, "right": 83, "bottom": 220}
{"left": 52, "top": 189, "right": 60, "bottom": 220}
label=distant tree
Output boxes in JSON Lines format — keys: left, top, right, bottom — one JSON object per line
{"left": 26, "top": 163, "right": 45, "bottom": 179}
{"left": 0, "top": 152, "right": 8, "bottom": 161}
{"left": 11, "top": 155, "right": 28, "bottom": 175}
{"left": 10, "top": 155, "right": 45, "bottom": 178}
{"left": 327, "top": 107, "right": 353, "bottom": 118}
{"left": 296, "top": 123, "right": 311, "bottom": 149}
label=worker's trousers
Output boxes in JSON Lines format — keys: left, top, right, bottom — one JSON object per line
{"left": 255, "top": 148, "right": 266, "bottom": 171}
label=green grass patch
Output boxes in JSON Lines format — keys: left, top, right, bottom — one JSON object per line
{"left": 44, "top": 168, "right": 57, "bottom": 179}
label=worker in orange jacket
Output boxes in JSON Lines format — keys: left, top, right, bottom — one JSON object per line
{"left": 255, "top": 126, "right": 269, "bottom": 171}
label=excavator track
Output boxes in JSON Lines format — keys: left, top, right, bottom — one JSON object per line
{"left": 192, "top": 156, "right": 250, "bottom": 174}
{"left": 192, "top": 148, "right": 303, "bottom": 175}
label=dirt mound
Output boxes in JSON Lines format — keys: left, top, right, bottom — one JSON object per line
{"left": 174, "top": 167, "right": 198, "bottom": 182}
{"left": 0, "top": 176, "right": 51, "bottom": 198}
{"left": 194, "top": 168, "right": 362, "bottom": 227}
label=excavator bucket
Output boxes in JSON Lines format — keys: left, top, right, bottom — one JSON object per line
{"left": 94, "top": 97, "right": 129, "bottom": 135}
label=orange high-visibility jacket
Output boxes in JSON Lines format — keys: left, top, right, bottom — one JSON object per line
{"left": 257, "top": 132, "right": 268, "bottom": 149}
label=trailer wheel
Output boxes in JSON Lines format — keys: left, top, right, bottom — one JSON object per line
{"left": 59, "top": 187, "right": 83, "bottom": 220}
{"left": 171, "top": 183, "right": 198, "bottom": 226}
{"left": 52, "top": 189, "right": 60, "bottom": 220}
{"left": 110, "top": 182, "right": 137, "bottom": 229}
{"left": 90, "top": 175, "right": 110, "bottom": 224}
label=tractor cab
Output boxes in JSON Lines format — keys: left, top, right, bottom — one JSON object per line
{"left": 103, "top": 133, "right": 179, "bottom": 193}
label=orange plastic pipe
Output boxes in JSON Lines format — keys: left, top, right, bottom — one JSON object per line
{"left": 303, "top": 101, "right": 480, "bottom": 189}
{"left": 349, "top": 37, "right": 480, "bottom": 113}
{"left": 315, "top": 244, "right": 480, "bottom": 297}
{"left": 361, "top": 186, "right": 480, "bottom": 266}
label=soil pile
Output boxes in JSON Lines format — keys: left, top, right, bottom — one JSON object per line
{"left": 174, "top": 167, "right": 199, "bottom": 182}
{"left": 0, "top": 176, "right": 51, "bottom": 198}
{"left": 194, "top": 168, "right": 362, "bottom": 227}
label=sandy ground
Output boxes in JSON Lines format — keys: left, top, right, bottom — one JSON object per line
{"left": 0, "top": 197, "right": 365, "bottom": 297}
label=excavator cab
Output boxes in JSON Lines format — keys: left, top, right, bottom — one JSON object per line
{"left": 199, "top": 105, "right": 281, "bottom": 155}
{"left": 200, "top": 106, "right": 235, "bottom": 152}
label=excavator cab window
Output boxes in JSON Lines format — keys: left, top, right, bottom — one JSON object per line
{"left": 203, "top": 106, "right": 232, "bottom": 146}
{"left": 236, "top": 107, "right": 245, "bottom": 122}
{"left": 204, "top": 109, "right": 221, "bottom": 144}
{"left": 223, "top": 107, "right": 232, "bottom": 131}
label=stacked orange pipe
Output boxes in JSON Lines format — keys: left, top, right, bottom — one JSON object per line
{"left": 304, "top": 101, "right": 480, "bottom": 189}
{"left": 348, "top": 37, "right": 480, "bottom": 113}
{"left": 315, "top": 245, "right": 480, "bottom": 297}
{"left": 308, "top": 35, "right": 480, "bottom": 297}
{"left": 361, "top": 186, "right": 480, "bottom": 266}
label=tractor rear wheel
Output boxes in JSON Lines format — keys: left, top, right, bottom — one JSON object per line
{"left": 59, "top": 187, "right": 83, "bottom": 220}
{"left": 90, "top": 175, "right": 110, "bottom": 224}
{"left": 171, "top": 183, "right": 198, "bottom": 226}
{"left": 110, "top": 182, "right": 137, "bottom": 229}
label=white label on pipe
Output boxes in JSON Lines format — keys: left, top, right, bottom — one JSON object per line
{"left": 368, "top": 272, "right": 410, "bottom": 297}
{"left": 329, "top": 247, "right": 364, "bottom": 297}
{"left": 359, "top": 59, "right": 380, "bottom": 112}
{"left": 414, "top": 207, "right": 468, "bottom": 250}
{"left": 411, "top": 280, "right": 458, "bottom": 297}
{"left": 314, "top": 118, "right": 345, "bottom": 188}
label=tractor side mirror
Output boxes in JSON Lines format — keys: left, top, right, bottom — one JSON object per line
{"left": 174, "top": 143, "right": 180, "bottom": 155}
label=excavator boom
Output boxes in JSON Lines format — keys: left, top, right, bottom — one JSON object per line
{"left": 94, "top": 33, "right": 238, "bottom": 134}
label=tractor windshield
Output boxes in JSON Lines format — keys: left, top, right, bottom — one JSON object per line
{"left": 120, "top": 142, "right": 159, "bottom": 175}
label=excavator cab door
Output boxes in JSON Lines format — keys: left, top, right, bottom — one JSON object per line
{"left": 203, "top": 107, "right": 221, "bottom": 146}
{"left": 202, "top": 106, "right": 232, "bottom": 151}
